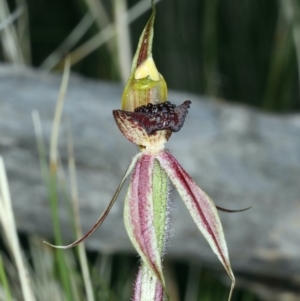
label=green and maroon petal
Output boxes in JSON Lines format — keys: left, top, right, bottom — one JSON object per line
{"left": 124, "top": 154, "right": 166, "bottom": 288}
{"left": 156, "top": 150, "right": 235, "bottom": 301}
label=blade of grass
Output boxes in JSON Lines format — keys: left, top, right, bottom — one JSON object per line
{"left": 32, "top": 111, "right": 68, "bottom": 300}
{"left": 184, "top": 262, "right": 200, "bottom": 301}
{"left": 79, "top": 0, "right": 120, "bottom": 78}
{"left": 83, "top": 0, "right": 110, "bottom": 29}
{"left": 46, "top": 138, "right": 87, "bottom": 301}
{"left": 31, "top": 236, "right": 80, "bottom": 301}
{"left": 263, "top": 1, "right": 295, "bottom": 111}
{"left": 50, "top": 56, "right": 71, "bottom": 168}
{"left": 48, "top": 61, "right": 87, "bottom": 301}
{"left": 60, "top": 0, "right": 161, "bottom": 67}
{"left": 0, "top": 255, "right": 12, "bottom": 301}
{"left": 113, "top": 255, "right": 133, "bottom": 301}
{"left": 1, "top": 255, "right": 23, "bottom": 301}
{"left": 67, "top": 24, "right": 115, "bottom": 67}
{"left": 281, "top": 0, "right": 300, "bottom": 101}
{"left": 164, "top": 263, "right": 180, "bottom": 301}
{"left": 32, "top": 110, "right": 49, "bottom": 184}
{"left": 48, "top": 56, "right": 73, "bottom": 301}
{"left": 0, "top": 5, "right": 23, "bottom": 32}
{"left": 114, "top": 0, "right": 132, "bottom": 83}
{"left": 63, "top": 251, "right": 81, "bottom": 301}
{"left": 67, "top": 124, "right": 95, "bottom": 301}
{"left": 0, "top": 157, "right": 36, "bottom": 301}
{"left": 40, "top": 12, "right": 95, "bottom": 71}
{"left": 92, "top": 254, "right": 115, "bottom": 300}
{"left": 242, "top": 291, "right": 255, "bottom": 301}
{"left": 29, "top": 238, "right": 58, "bottom": 301}
{"left": 15, "top": 0, "right": 31, "bottom": 64}
{"left": 40, "top": 0, "right": 116, "bottom": 72}
{"left": 0, "top": 0, "right": 24, "bottom": 64}
{"left": 203, "top": 0, "right": 218, "bottom": 95}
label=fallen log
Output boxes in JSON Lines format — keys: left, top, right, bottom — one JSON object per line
{"left": 0, "top": 64, "right": 299, "bottom": 296}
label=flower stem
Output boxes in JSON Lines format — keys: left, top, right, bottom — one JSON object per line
{"left": 133, "top": 263, "right": 164, "bottom": 301}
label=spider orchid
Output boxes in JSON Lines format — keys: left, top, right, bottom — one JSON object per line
{"left": 45, "top": 3, "right": 250, "bottom": 300}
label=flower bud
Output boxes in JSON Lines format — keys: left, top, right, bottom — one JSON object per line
{"left": 121, "top": 4, "right": 167, "bottom": 111}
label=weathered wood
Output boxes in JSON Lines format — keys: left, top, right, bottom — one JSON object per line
{"left": 0, "top": 64, "right": 300, "bottom": 293}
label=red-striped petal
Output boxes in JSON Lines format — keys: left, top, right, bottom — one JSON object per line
{"left": 124, "top": 153, "right": 166, "bottom": 289}
{"left": 157, "top": 150, "right": 235, "bottom": 300}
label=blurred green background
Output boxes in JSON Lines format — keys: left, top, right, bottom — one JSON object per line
{"left": 1, "top": 0, "right": 300, "bottom": 112}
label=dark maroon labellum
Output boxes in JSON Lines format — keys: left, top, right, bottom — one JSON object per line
{"left": 131, "top": 100, "right": 191, "bottom": 135}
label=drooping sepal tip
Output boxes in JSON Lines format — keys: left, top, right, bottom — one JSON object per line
{"left": 43, "top": 154, "right": 142, "bottom": 250}
{"left": 131, "top": 2, "right": 156, "bottom": 73}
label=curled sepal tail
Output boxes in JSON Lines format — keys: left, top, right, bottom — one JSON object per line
{"left": 156, "top": 150, "right": 235, "bottom": 301}
{"left": 43, "top": 153, "right": 142, "bottom": 249}
{"left": 216, "top": 205, "right": 252, "bottom": 213}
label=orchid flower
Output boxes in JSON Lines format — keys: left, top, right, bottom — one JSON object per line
{"left": 45, "top": 3, "right": 250, "bottom": 301}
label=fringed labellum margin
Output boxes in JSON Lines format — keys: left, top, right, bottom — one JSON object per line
{"left": 113, "top": 100, "right": 191, "bottom": 152}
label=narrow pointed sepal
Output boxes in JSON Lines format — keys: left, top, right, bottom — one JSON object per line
{"left": 124, "top": 154, "right": 166, "bottom": 289}
{"left": 133, "top": 263, "right": 164, "bottom": 301}
{"left": 43, "top": 153, "right": 142, "bottom": 249}
{"left": 131, "top": 2, "right": 156, "bottom": 75}
{"left": 157, "top": 150, "right": 235, "bottom": 301}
